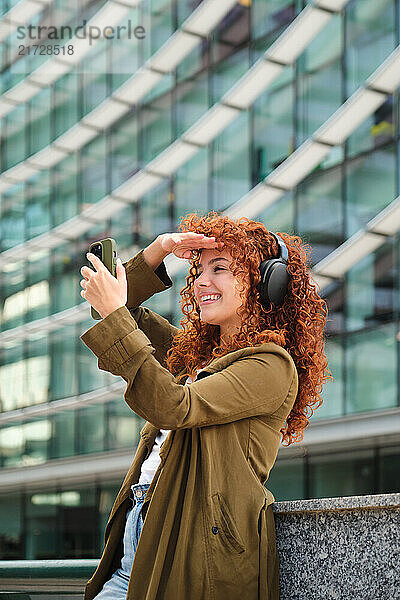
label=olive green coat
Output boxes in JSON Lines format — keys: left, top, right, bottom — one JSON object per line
{"left": 80, "top": 249, "right": 298, "bottom": 600}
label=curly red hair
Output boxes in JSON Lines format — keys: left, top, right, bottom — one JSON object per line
{"left": 164, "top": 211, "right": 332, "bottom": 445}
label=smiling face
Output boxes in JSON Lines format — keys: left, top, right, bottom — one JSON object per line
{"left": 193, "top": 248, "right": 247, "bottom": 340}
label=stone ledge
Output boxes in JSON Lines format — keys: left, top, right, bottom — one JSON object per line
{"left": 272, "top": 492, "right": 400, "bottom": 513}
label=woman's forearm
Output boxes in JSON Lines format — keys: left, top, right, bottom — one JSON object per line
{"left": 142, "top": 236, "right": 170, "bottom": 270}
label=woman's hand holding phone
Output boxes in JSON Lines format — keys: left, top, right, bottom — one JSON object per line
{"left": 80, "top": 254, "right": 127, "bottom": 320}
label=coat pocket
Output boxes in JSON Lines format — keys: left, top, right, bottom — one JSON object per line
{"left": 211, "top": 492, "right": 246, "bottom": 554}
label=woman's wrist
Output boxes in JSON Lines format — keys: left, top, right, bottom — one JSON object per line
{"left": 142, "top": 236, "right": 170, "bottom": 270}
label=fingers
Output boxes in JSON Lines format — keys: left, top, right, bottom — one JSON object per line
{"left": 80, "top": 266, "right": 92, "bottom": 279}
{"left": 86, "top": 252, "right": 104, "bottom": 272}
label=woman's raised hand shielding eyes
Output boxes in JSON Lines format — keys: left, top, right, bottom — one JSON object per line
{"left": 158, "top": 232, "right": 224, "bottom": 260}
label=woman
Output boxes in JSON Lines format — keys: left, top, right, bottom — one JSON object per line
{"left": 79, "top": 211, "right": 331, "bottom": 600}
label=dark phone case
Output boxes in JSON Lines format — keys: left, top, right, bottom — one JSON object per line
{"left": 88, "top": 238, "right": 118, "bottom": 320}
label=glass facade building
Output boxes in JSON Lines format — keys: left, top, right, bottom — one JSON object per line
{"left": 0, "top": 0, "right": 399, "bottom": 559}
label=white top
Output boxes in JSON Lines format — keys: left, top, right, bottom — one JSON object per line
{"left": 134, "top": 367, "right": 204, "bottom": 487}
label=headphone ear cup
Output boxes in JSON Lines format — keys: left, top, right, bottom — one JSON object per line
{"left": 267, "top": 262, "right": 289, "bottom": 305}
{"left": 258, "top": 259, "right": 289, "bottom": 307}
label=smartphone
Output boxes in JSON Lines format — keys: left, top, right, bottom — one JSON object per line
{"left": 88, "top": 238, "right": 118, "bottom": 320}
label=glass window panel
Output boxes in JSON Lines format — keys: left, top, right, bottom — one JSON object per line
{"left": 253, "top": 74, "right": 294, "bottom": 181}
{"left": 297, "top": 58, "right": 342, "bottom": 146}
{"left": 26, "top": 486, "right": 58, "bottom": 559}
{"left": 0, "top": 345, "right": 25, "bottom": 413}
{"left": 139, "top": 179, "right": 172, "bottom": 245}
{"left": 50, "top": 409, "right": 75, "bottom": 460}
{"left": 53, "top": 154, "right": 79, "bottom": 226}
{"left": 78, "top": 318, "right": 110, "bottom": 394}
{"left": 81, "top": 41, "right": 109, "bottom": 114}
{"left": 379, "top": 446, "right": 400, "bottom": 493}
{"left": 346, "top": 323, "right": 397, "bottom": 414}
{"left": 0, "top": 421, "right": 24, "bottom": 467}
{"left": 4, "top": 105, "right": 26, "bottom": 169}
{"left": 141, "top": 0, "right": 172, "bottom": 62}
{"left": 213, "top": 4, "right": 250, "bottom": 63}
{"left": 346, "top": 241, "right": 395, "bottom": 332}
{"left": 109, "top": 205, "right": 135, "bottom": 251}
{"left": 267, "top": 457, "right": 304, "bottom": 501}
{"left": 26, "top": 250, "right": 51, "bottom": 322}
{"left": 211, "top": 46, "right": 250, "bottom": 103}
{"left": 53, "top": 73, "right": 80, "bottom": 140}
{"left": 310, "top": 449, "right": 375, "bottom": 498}
{"left": 110, "top": 113, "right": 139, "bottom": 191}
{"left": 26, "top": 335, "right": 50, "bottom": 406}
{"left": 0, "top": 185, "right": 25, "bottom": 251}
{"left": 177, "top": 39, "right": 206, "bottom": 82}
{"left": 51, "top": 270, "right": 79, "bottom": 314}
{"left": 257, "top": 192, "right": 294, "bottom": 234}
{"left": 346, "top": 0, "right": 396, "bottom": 156}
{"left": 50, "top": 328, "right": 78, "bottom": 401}
{"left": 77, "top": 403, "right": 106, "bottom": 455}
{"left": 99, "top": 481, "right": 123, "bottom": 542}
{"left": 324, "top": 283, "right": 345, "bottom": 336}
{"left": 314, "top": 337, "right": 343, "bottom": 420}
{"left": 81, "top": 135, "right": 108, "bottom": 208}
{"left": 110, "top": 7, "right": 143, "bottom": 92}
{"left": 108, "top": 398, "right": 141, "bottom": 451}
{"left": 140, "top": 95, "right": 172, "bottom": 164}
{"left": 346, "top": 0, "right": 395, "bottom": 95}
{"left": 0, "top": 493, "right": 23, "bottom": 559}
{"left": 345, "top": 146, "right": 396, "bottom": 237}
{"left": 22, "top": 418, "right": 50, "bottom": 465}
{"left": 1, "top": 262, "right": 25, "bottom": 332}
{"left": 175, "top": 73, "right": 209, "bottom": 138}
{"left": 26, "top": 171, "right": 51, "bottom": 238}
{"left": 211, "top": 111, "right": 250, "bottom": 211}
{"left": 252, "top": 0, "right": 296, "bottom": 41}
{"left": 175, "top": 147, "right": 209, "bottom": 218}
{"left": 59, "top": 484, "right": 97, "bottom": 558}
{"left": 297, "top": 167, "right": 344, "bottom": 266}
{"left": 29, "top": 88, "right": 51, "bottom": 156}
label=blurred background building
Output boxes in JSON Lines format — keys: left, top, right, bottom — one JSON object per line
{"left": 0, "top": 0, "right": 399, "bottom": 560}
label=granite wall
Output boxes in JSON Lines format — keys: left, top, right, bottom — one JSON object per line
{"left": 272, "top": 492, "right": 400, "bottom": 600}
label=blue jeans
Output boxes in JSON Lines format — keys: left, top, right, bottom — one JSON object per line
{"left": 93, "top": 483, "right": 150, "bottom": 600}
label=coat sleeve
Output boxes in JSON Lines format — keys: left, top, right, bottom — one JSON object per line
{"left": 122, "top": 249, "right": 179, "bottom": 366}
{"left": 80, "top": 306, "right": 297, "bottom": 430}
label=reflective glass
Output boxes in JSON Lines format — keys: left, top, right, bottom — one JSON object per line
{"left": 252, "top": 0, "right": 296, "bottom": 40}
{"left": 50, "top": 328, "right": 78, "bottom": 401}
{"left": 175, "top": 147, "right": 209, "bottom": 217}
{"left": 267, "top": 457, "right": 304, "bottom": 501}
{"left": 211, "top": 111, "right": 250, "bottom": 211}
{"left": 345, "top": 146, "right": 396, "bottom": 237}
{"left": 315, "top": 337, "right": 343, "bottom": 420}
{"left": 59, "top": 485, "right": 97, "bottom": 558}
{"left": 346, "top": 241, "right": 395, "bottom": 332}
{"left": 26, "top": 485, "right": 59, "bottom": 559}
{"left": 297, "top": 166, "right": 344, "bottom": 266}
{"left": 108, "top": 398, "right": 141, "bottom": 451}
{"left": 77, "top": 403, "right": 106, "bottom": 455}
{"left": 345, "top": 323, "right": 397, "bottom": 414}
{"left": 253, "top": 72, "right": 294, "bottom": 180}
{"left": 0, "top": 493, "right": 22, "bottom": 559}
{"left": 379, "top": 446, "right": 400, "bottom": 493}
{"left": 310, "top": 449, "right": 375, "bottom": 498}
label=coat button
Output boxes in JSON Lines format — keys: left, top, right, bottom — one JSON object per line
{"left": 212, "top": 526, "right": 219, "bottom": 534}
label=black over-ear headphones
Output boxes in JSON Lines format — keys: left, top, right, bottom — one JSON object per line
{"left": 257, "top": 232, "right": 290, "bottom": 308}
